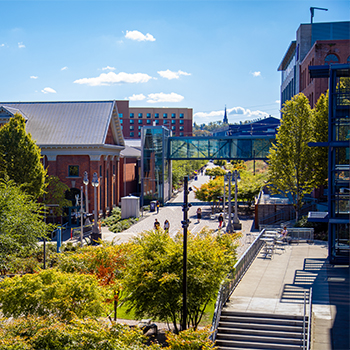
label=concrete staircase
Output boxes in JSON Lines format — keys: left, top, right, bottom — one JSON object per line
{"left": 215, "top": 310, "right": 307, "bottom": 349}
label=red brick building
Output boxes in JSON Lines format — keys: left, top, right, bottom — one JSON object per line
{"left": 0, "top": 101, "right": 126, "bottom": 219}
{"left": 300, "top": 39, "right": 350, "bottom": 107}
{"left": 116, "top": 100, "right": 193, "bottom": 139}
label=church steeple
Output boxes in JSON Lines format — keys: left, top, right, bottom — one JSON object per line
{"left": 223, "top": 105, "right": 228, "bottom": 124}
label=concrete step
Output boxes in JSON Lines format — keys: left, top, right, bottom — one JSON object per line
{"left": 219, "top": 315, "right": 305, "bottom": 327}
{"left": 218, "top": 321, "right": 305, "bottom": 334}
{"left": 216, "top": 333, "right": 305, "bottom": 345}
{"left": 217, "top": 326, "right": 304, "bottom": 339}
{"left": 216, "top": 339, "right": 304, "bottom": 350}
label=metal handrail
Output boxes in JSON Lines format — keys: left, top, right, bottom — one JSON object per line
{"left": 210, "top": 229, "right": 265, "bottom": 341}
{"left": 307, "top": 288, "right": 313, "bottom": 350}
{"left": 303, "top": 291, "right": 306, "bottom": 349}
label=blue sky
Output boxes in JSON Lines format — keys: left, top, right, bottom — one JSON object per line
{"left": 1, "top": 0, "right": 349, "bottom": 124}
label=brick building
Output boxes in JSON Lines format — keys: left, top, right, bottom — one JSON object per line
{"left": 0, "top": 101, "right": 127, "bottom": 220}
{"left": 116, "top": 100, "right": 193, "bottom": 139}
{"left": 278, "top": 21, "right": 350, "bottom": 108}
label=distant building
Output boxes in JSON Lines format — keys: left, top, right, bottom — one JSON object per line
{"left": 223, "top": 105, "right": 228, "bottom": 124}
{"left": 212, "top": 116, "right": 280, "bottom": 138}
{"left": 117, "top": 100, "right": 193, "bottom": 139}
{"left": 278, "top": 21, "right": 350, "bottom": 108}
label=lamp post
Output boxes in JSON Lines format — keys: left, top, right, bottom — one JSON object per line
{"left": 223, "top": 174, "right": 227, "bottom": 221}
{"left": 226, "top": 171, "right": 233, "bottom": 234}
{"left": 83, "top": 171, "right": 89, "bottom": 214}
{"left": 80, "top": 185, "right": 84, "bottom": 246}
{"left": 233, "top": 170, "right": 241, "bottom": 230}
{"left": 91, "top": 172, "right": 100, "bottom": 242}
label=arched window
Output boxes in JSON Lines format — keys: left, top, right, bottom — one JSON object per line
{"left": 325, "top": 54, "right": 339, "bottom": 65}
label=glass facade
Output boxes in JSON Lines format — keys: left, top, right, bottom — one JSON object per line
{"left": 141, "top": 126, "right": 171, "bottom": 205}
{"left": 168, "top": 137, "right": 273, "bottom": 160}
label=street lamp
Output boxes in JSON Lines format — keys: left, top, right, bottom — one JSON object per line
{"left": 223, "top": 174, "right": 227, "bottom": 222}
{"left": 226, "top": 171, "right": 233, "bottom": 234}
{"left": 91, "top": 172, "right": 100, "bottom": 242}
{"left": 83, "top": 171, "right": 89, "bottom": 214}
{"left": 232, "top": 170, "right": 241, "bottom": 229}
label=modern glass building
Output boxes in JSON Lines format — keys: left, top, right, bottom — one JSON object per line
{"left": 309, "top": 64, "right": 350, "bottom": 264}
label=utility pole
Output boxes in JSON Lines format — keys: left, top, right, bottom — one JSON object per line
{"left": 310, "top": 7, "right": 328, "bottom": 24}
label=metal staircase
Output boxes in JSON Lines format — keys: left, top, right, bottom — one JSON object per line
{"left": 215, "top": 311, "right": 308, "bottom": 350}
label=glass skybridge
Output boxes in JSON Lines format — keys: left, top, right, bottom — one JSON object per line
{"left": 168, "top": 135, "right": 274, "bottom": 160}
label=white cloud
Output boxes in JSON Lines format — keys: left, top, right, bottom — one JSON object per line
{"left": 61, "top": 66, "right": 68, "bottom": 71}
{"left": 125, "top": 30, "right": 155, "bottom": 42}
{"left": 194, "top": 106, "right": 269, "bottom": 123}
{"left": 251, "top": 71, "right": 261, "bottom": 77}
{"left": 74, "top": 72, "right": 153, "bottom": 86}
{"left": 129, "top": 93, "right": 146, "bottom": 101}
{"left": 30, "top": 76, "right": 38, "bottom": 79}
{"left": 102, "top": 66, "right": 116, "bottom": 71}
{"left": 147, "top": 92, "right": 184, "bottom": 103}
{"left": 157, "top": 69, "right": 191, "bottom": 80}
{"left": 18, "top": 42, "right": 25, "bottom": 48}
{"left": 41, "top": 87, "right": 56, "bottom": 94}
{"left": 0, "top": 44, "right": 4, "bottom": 47}
{"left": 275, "top": 100, "right": 280, "bottom": 104}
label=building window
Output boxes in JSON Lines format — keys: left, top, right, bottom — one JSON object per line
{"left": 130, "top": 132, "right": 134, "bottom": 137}
{"left": 138, "top": 132, "right": 141, "bottom": 137}
{"left": 99, "top": 165, "right": 102, "bottom": 177}
{"left": 155, "top": 120, "right": 159, "bottom": 125}
{"left": 138, "top": 119, "right": 143, "bottom": 124}
{"left": 68, "top": 165, "right": 79, "bottom": 177}
{"left": 172, "top": 126, "right": 176, "bottom": 131}
{"left": 180, "top": 126, "right": 184, "bottom": 131}
{"left": 163, "top": 113, "right": 167, "bottom": 118}
{"left": 146, "top": 119, "right": 151, "bottom": 124}
{"left": 138, "top": 113, "right": 143, "bottom": 118}
{"left": 179, "top": 120, "right": 184, "bottom": 124}
{"left": 113, "top": 164, "right": 115, "bottom": 175}
{"left": 171, "top": 120, "right": 176, "bottom": 124}
{"left": 325, "top": 54, "right": 339, "bottom": 65}
{"left": 138, "top": 126, "right": 142, "bottom": 130}
{"left": 130, "top": 113, "right": 134, "bottom": 118}
{"left": 130, "top": 119, "right": 134, "bottom": 124}
{"left": 130, "top": 125, "right": 134, "bottom": 130}
{"left": 121, "top": 125, "right": 123, "bottom": 130}
{"left": 171, "top": 113, "right": 176, "bottom": 118}
{"left": 119, "top": 119, "right": 123, "bottom": 124}
{"left": 155, "top": 113, "right": 159, "bottom": 118}
{"left": 180, "top": 113, "right": 184, "bottom": 118}
{"left": 118, "top": 113, "right": 123, "bottom": 118}
{"left": 163, "top": 120, "right": 168, "bottom": 124}
{"left": 147, "top": 113, "right": 151, "bottom": 118}
{"left": 180, "top": 132, "right": 184, "bottom": 136}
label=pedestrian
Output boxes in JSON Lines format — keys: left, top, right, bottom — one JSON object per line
{"left": 196, "top": 207, "right": 202, "bottom": 223}
{"left": 164, "top": 219, "right": 170, "bottom": 232}
{"left": 281, "top": 226, "right": 291, "bottom": 244}
{"left": 218, "top": 213, "right": 224, "bottom": 228}
{"left": 154, "top": 219, "right": 160, "bottom": 230}
{"left": 156, "top": 200, "right": 160, "bottom": 214}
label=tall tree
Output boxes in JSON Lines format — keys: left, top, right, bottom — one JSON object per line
{"left": 0, "top": 114, "right": 46, "bottom": 198}
{"left": 0, "top": 177, "right": 51, "bottom": 273}
{"left": 311, "top": 92, "right": 329, "bottom": 187}
{"left": 267, "top": 93, "right": 315, "bottom": 220}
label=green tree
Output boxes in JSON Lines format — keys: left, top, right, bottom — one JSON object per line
{"left": 123, "top": 229, "right": 238, "bottom": 333}
{"left": 0, "top": 177, "right": 52, "bottom": 274}
{"left": 205, "top": 166, "right": 226, "bottom": 178}
{"left": 40, "top": 176, "right": 71, "bottom": 217}
{"left": 0, "top": 114, "right": 47, "bottom": 198}
{"left": 0, "top": 269, "right": 106, "bottom": 320}
{"left": 311, "top": 92, "right": 329, "bottom": 187}
{"left": 267, "top": 93, "right": 315, "bottom": 220}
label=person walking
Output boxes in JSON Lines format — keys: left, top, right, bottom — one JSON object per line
{"left": 196, "top": 207, "right": 202, "bottom": 223}
{"left": 154, "top": 219, "right": 160, "bottom": 230}
{"left": 218, "top": 213, "right": 224, "bottom": 228}
{"left": 164, "top": 219, "right": 170, "bottom": 232}
{"left": 156, "top": 200, "right": 160, "bottom": 214}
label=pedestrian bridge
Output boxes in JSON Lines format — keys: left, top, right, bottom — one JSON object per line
{"left": 168, "top": 135, "right": 273, "bottom": 160}
{"left": 141, "top": 127, "right": 275, "bottom": 205}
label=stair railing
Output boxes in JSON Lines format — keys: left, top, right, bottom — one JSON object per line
{"left": 303, "top": 287, "right": 313, "bottom": 350}
{"left": 210, "top": 229, "right": 265, "bottom": 342}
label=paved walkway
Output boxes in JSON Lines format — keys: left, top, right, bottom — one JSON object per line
{"left": 225, "top": 241, "right": 349, "bottom": 350}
